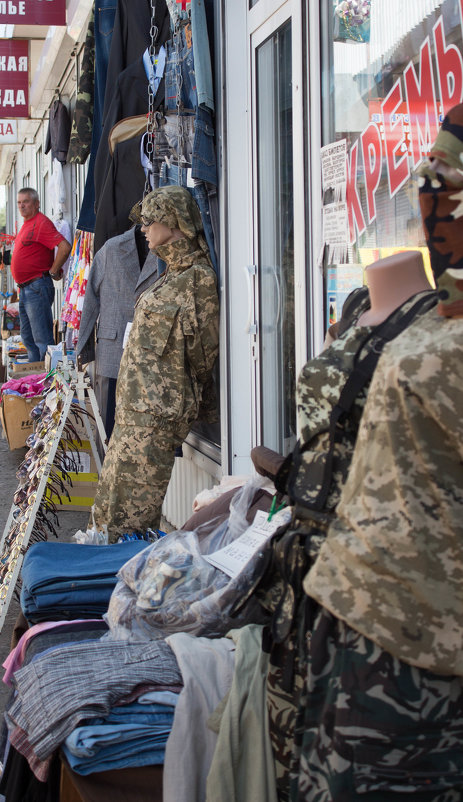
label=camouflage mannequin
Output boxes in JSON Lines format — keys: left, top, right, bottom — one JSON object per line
{"left": 291, "top": 105, "right": 463, "bottom": 801}
{"left": 91, "top": 186, "right": 219, "bottom": 542}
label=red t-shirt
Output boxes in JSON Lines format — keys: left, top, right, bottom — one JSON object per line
{"left": 11, "top": 211, "right": 65, "bottom": 284}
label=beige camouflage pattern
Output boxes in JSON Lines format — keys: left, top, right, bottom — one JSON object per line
{"left": 92, "top": 188, "right": 219, "bottom": 541}
{"left": 305, "top": 307, "right": 463, "bottom": 675}
{"left": 92, "top": 421, "right": 187, "bottom": 540}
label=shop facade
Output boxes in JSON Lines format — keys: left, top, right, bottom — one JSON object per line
{"left": 1, "top": 0, "right": 461, "bottom": 525}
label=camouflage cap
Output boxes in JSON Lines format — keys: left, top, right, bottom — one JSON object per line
{"left": 130, "top": 185, "right": 204, "bottom": 241}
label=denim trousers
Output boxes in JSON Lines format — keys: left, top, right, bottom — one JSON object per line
{"left": 77, "top": 0, "right": 117, "bottom": 233}
{"left": 165, "top": 23, "right": 197, "bottom": 111}
{"left": 159, "top": 162, "right": 218, "bottom": 273}
{"left": 18, "top": 274, "right": 55, "bottom": 362}
{"left": 166, "top": 0, "right": 214, "bottom": 112}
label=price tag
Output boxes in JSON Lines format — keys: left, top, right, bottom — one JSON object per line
{"left": 205, "top": 507, "right": 292, "bottom": 578}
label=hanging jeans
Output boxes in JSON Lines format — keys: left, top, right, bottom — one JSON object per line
{"left": 77, "top": 0, "right": 117, "bottom": 232}
{"left": 18, "top": 274, "right": 55, "bottom": 362}
{"left": 164, "top": 22, "right": 197, "bottom": 112}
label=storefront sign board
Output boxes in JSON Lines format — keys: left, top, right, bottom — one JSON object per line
{"left": 0, "top": 40, "right": 28, "bottom": 118}
{"left": 0, "top": 0, "right": 66, "bottom": 25}
{"left": 0, "top": 118, "right": 17, "bottom": 142}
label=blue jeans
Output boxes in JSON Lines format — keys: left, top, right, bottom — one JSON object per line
{"left": 192, "top": 106, "right": 217, "bottom": 186}
{"left": 191, "top": 0, "right": 214, "bottom": 112}
{"left": 165, "top": 24, "right": 197, "bottom": 111}
{"left": 77, "top": 0, "right": 117, "bottom": 233}
{"left": 18, "top": 274, "right": 55, "bottom": 362}
{"left": 159, "top": 162, "right": 218, "bottom": 274}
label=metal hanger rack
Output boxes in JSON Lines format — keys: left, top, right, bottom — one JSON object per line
{"left": 0, "top": 360, "right": 107, "bottom": 632}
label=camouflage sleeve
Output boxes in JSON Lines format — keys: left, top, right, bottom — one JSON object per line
{"left": 68, "top": 9, "right": 95, "bottom": 164}
{"left": 183, "top": 265, "right": 219, "bottom": 384}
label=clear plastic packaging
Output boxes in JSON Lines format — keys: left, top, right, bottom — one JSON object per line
{"left": 105, "top": 478, "right": 276, "bottom": 641}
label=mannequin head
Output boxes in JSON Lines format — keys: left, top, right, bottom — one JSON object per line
{"left": 357, "top": 251, "right": 432, "bottom": 327}
{"left": 130, "top": 185, "right": 211, "bottom": 262}
{"left": 418, "top": 102, "right": 463, "bottom": 317}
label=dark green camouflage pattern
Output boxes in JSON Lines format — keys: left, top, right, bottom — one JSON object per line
{"left": 261, "top": 291, "right": 437, "bottom": 799}
{"left": 68, "top": 9, "right": 95, "bottom": 164}
{"left": 290, "top": 607, "right": 463, "bottom": 802}
{"left": 305, "top": 308, "right": 463, "bottom": 676}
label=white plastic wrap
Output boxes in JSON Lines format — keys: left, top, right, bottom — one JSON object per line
{"left": 105, "top": 478, "right": 278, "bottom": 641}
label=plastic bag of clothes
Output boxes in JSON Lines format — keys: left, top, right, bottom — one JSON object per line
{"left": 105, "top": 478, "right": 291, "bottom": 641}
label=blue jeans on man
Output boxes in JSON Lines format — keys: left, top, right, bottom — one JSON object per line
{"left": 18, "top": 273, "right": 55, "bottom": 361}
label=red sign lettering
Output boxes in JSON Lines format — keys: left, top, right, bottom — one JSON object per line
{"left": 0, "top": 40, "right": 28, "bottom": 118}
{"left": 381, "top": 80, "right": 410, "bottom": 197}
{"left": 0, "top": 0, "right": 65, "bottom": 25}
{"left": 360, "top": 123, "right": 382, "bottom": 225}
{"left": 404, "top": 37, "right": 439, "bottom": 168}
{"left": 346, "top": 141, "right": 366, "bottom": 245}
{"left": 433, "top": 16, "right": 463, "bottom": 117}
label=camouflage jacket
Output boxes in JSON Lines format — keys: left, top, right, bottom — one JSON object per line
{"left": 305, "top": 307, "right": 463, "bottom": 675}
{"left": 290, "top": 290, "right": 436, "bottom": 526}
{"left": 68, "top": 9, "right": 95, "bottom": 164}
{"left": 115, "top": 237, "right": 219, "bottom": 431}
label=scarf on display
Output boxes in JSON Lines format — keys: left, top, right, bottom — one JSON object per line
{"left": 418, "top": 102, "right": 463, "bottom": 318}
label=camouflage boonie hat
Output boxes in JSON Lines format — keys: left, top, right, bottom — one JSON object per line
{"left": 130, "top": 185, "right": 203, "bottom": 241}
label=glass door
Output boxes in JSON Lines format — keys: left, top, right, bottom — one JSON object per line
{"left": 253, "top": 11, "right": 296, "bottom": 454}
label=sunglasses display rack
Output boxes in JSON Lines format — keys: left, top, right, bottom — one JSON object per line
{"left": 0, "top": 360, "right": 107, "bottom": 632}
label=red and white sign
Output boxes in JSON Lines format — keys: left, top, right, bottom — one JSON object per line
{"left": 0, "top": 40, "right": 28, "bottom": 118}
{"left": 0, "top": 118, "right": 17, "bottom": 142}
{"left": 0, "top": 0, "right": 66, "bottom": 26}
{"left": 346, "top": 0, "right": 463, "bottom": 244}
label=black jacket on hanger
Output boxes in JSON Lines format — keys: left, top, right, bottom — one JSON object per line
{"left": 45, "top": 99, "right": 72, "bottom": 164}
{"left": 103, "top": 0, "right": 171, "bottom": 120}
{"left": 94, "top": 131, "right": 149, "bottom": 253}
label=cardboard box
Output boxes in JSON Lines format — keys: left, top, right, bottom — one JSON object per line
{"left": 9, "top": 360, "right": 46, "bottom": 377}
{"left": 0, "top": 394, "right": 43, "bottom": 450}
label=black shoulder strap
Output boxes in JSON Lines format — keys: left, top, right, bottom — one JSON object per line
{"left": 290, "top": 290, "right": 436, "bottom": 510}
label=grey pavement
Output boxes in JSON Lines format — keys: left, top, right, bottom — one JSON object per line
{"left": 0, "top": 433, "right": 89, "bottom": 715}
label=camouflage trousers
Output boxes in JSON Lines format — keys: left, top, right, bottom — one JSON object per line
{"left": 290, "top": 607, "right": 463, "bottom": 802}
{"left": 91, "top": 421, "right": 186, "bottom": 543}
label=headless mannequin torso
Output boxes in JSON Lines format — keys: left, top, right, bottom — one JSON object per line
{"left": 357, "top": 250, "right": 433, "bottom": 327}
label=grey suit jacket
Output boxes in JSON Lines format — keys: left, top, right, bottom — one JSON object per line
{"left": 76, "top": 228, "right": 160, "bottom": 379}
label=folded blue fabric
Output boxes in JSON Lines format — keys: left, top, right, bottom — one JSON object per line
{"left": 21, "top": 541, "right": 148, "bottom": 591}
{"left": 62, "top": 708, "right": 175, "bottom": 774}
{"left": 20, "top": 541, "right": 148, "bottom": 621}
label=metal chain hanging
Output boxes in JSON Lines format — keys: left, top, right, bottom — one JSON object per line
{"left": 144, "top": 0, "right": 158, "bottom": 197}
{"left": 174, "top": 14, "right": 185, "bottom": 183}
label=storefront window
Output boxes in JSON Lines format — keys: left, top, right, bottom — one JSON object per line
{"left": 321, "top": 0, "right": 462, "bottom": 318}
{"left": 256, "top": 19, "right": 295, "bottom": 455}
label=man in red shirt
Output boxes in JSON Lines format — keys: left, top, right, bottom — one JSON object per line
{"left": 11, "top": 188, "right": 71, "bottom": 362}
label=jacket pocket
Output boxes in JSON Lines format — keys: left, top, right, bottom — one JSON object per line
{"left": 139, "top": 303, "right": 180, "bottom": 358}
{"left": 353, "top": 738, "right": 463, "bottom": 794}
{"left": 96, "top": 324, "right": 117, "bottom": 341}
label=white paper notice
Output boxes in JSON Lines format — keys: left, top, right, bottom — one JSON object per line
{"left": 323, "top": 202, "right": 348, "bottom": 264}
{"left": 205, "top": 507, "right": 292, "bottom": 579}
{"left": 321, "top": 139, "right": 347, "bottom": 200}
